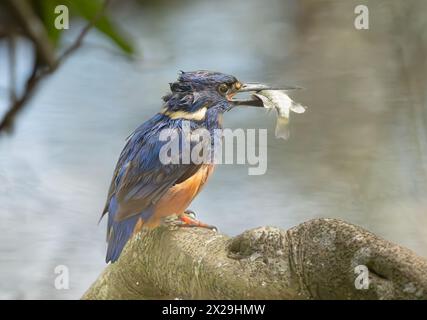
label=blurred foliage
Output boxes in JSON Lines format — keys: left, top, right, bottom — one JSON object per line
{"left": 32, "top": 0, "right": 134, "bottom": 54}
{"left": 0, "top": 0, "right": 135, "bottom": 133}
{"left": 0, "top": 0, "right": 134, "bottom": 57}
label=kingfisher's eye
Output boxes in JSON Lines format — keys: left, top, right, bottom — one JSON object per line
{"left": 218, "top": 83, "right": 228, "bottom": 94}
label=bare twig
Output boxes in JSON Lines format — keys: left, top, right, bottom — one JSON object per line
{"left": 7, "top": 35, "right": 17, "bottom": 103}
{"left": 0, "top": 0, "right": 112, "bottom": 133}
{"left": 0, "top": 57, "right": 39, "bottom": 133}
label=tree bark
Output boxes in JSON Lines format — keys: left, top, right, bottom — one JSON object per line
{"left": 82, "top": 218, "right": 427, "bottom": 300}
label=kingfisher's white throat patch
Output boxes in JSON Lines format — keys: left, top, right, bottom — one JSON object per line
{"left": 162, "top": 107, "right": 208, "bottom": 121}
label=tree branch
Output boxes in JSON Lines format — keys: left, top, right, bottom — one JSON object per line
{"left": 0, "top": 0, "right": 111, "bottom": 133}
{"left": 82, "top": 218, "right": 427, "bottom": 300}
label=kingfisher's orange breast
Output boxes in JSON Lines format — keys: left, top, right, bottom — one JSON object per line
{"left": 143, "top": 164, "right": 215, "bottom": 228}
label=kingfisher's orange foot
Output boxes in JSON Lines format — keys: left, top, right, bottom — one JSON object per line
{"left": 178, "top": 210, "right": 217, "bottom": 232}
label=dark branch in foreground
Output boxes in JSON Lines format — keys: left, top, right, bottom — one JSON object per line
{"left": 0, "top": 0, "right": 111, "bottom": 133}
{"left": 82, "top": 218, "right": 427, "bottom": 300}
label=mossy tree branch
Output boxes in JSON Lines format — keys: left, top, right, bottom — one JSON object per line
{"left": 83, "top": 218, "right": 427, "bottom": 300}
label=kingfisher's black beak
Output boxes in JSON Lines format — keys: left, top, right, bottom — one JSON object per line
{"left": 231, "top": 82, "right": 302, "bottom": 107}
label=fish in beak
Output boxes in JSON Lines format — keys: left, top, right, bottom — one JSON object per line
{"left": 231, "top": 82, "right": 303, "bottom": 106}
{"left": 231, "top": 82, "right": 306, "bottom": 140}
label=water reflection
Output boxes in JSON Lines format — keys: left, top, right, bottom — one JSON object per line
{"left": 0, "top": 0, "right": 426, "bottom": 299}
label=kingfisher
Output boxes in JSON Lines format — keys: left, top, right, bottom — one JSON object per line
{"left": 101, "top": 70, "right": 278, "bottom": 263}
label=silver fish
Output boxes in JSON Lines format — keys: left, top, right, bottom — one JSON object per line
{"left": 252, "top": 90, "right": 306, "bottom": 140}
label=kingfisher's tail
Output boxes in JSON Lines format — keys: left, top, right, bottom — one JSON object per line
{"left": 106, "top": 217, "right": 140, "bottom": 263}
{"left": 104, "top": 197, "right": 152, "bottom": 263}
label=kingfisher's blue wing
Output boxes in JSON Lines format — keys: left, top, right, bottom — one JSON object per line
{"left": 103, "top": 114, "right": 204, "bottom": 220}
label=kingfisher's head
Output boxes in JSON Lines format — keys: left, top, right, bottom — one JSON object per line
{"left": 161, "top": 70, "right": 283, "bottom": 121}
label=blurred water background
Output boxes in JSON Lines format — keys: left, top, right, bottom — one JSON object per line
{"left": 0, "top": 0, "right": 426, "bottom": 299}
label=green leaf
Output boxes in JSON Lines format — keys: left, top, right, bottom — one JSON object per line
{"left": 66, "top": 0, "right": 135, "bottom": 55}
{"left": 32, "top": 0, "right": 63, "bottom": 46}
